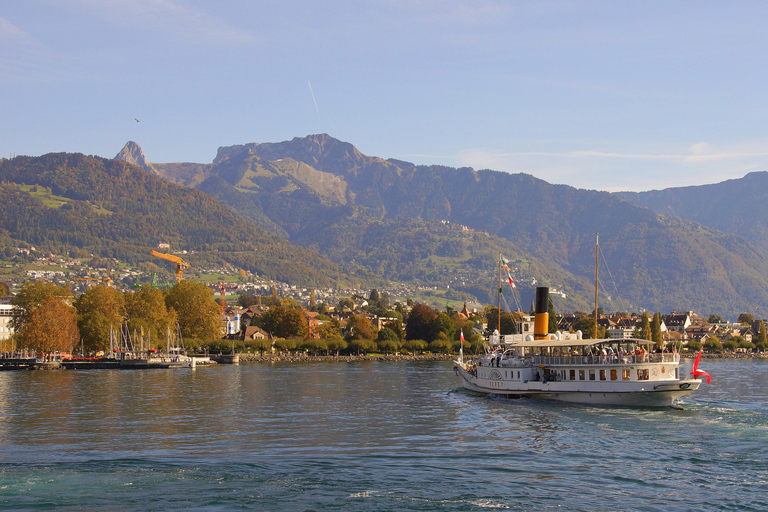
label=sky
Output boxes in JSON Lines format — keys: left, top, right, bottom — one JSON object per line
{"left": 3, "top": 1, "right": 768, "bottom": 192}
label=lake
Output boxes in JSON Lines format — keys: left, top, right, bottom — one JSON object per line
{"left": 0, "top": 357, "right": 765, "bottom": 511}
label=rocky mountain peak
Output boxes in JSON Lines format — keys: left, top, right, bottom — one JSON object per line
{"left": 115, "top": 141, "right": 156, "bottom": 174}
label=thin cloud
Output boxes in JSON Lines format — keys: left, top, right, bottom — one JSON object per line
{"left": 0, "top": 16, "right": 39, "bottom": 46}
{"left": 66, "top": 0, "right": 257, "bottom": 45}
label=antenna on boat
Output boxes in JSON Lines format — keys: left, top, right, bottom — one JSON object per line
{"left": 594, "top": 233, "right": 599, "bottom": 339}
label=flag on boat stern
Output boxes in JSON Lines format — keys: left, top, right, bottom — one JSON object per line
{"left": 691, "top": 349, "right": 711, "bottom": 385}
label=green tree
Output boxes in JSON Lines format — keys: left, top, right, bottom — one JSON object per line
{"left": 165, "top": 280, "right": 220, "bottom": 340}
{"left": 255, "top": 304, "right": 286, "bottom": 335}
{"left": 722, "top": 338, "right": 739, "bottom": 351}
{"left": 75, "top": 285, "right": 126, "bottom": 353}
{"left": 403, "top": 338, "right": 428, "bottom": 354}
{"left": 757, "top": 321, "right": 767, "bottom": 351}
{"left": 572, "top": 316, "right": 605, "bottom": 339}
{"left": 640, "top": 311, "right": 651, "bottom": 341}
{"left": 125, "top": 286, "right": 177, "bottom": 348}
{"left": 0, "top": 281, "right": 9, "bottom": 296}
{"left": 686, "top": 339, "right": 702, "bottom": 352}
{"left": 430, "top": 312, "right": 455, "bottom": 342}
{"left": 16, "top": 297, "right": 79, "bottom": 355}
{"left": 325, "top": 336, "right": 347, "bottom": 356}
{"left": 428, "top": 332, "right": 453, "bottom": 353}
{"left": 703, "top": 336, "right": 722, "bottom": 353}
{"left": 708, "top": 313, "right": 724, "bottom": 324}
{"left": 651, "top": 312, "right": 663, "bottom": 349}
{"left": 319, "top": 319, "right": 342, "bottom": 339}
{"left": 738, "top": 313, "right": 755, "bottom": 325}
{"left": 406, "top": 304, "right": 437, "bottom": 340}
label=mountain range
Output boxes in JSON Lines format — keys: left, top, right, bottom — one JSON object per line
{"left": 110, "top": 134, "right": 768, "bottom": 319}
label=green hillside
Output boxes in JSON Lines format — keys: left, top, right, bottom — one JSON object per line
{"left": 0, "top": 153, "right": 349, "bottom": 288}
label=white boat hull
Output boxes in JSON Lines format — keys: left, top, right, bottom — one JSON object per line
{"left": 455, "top": 363, "right": 700, "bottom": 407}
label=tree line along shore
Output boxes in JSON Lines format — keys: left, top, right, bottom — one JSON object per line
{"left": 3, "top": 280, "right": 767, "bottom": 360}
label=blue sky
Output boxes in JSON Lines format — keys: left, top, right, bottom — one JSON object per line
{"left": 2, "top": 1, "right": 768, "bottom": 192}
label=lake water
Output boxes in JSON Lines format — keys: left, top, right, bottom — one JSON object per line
{"left": 0, "top": 358, "right": 765, "bottom": 511}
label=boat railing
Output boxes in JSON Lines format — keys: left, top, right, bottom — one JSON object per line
{"left": 532, "top": 353, "right": 679, "bottom": 366}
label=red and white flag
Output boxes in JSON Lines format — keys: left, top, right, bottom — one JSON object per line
{"left": 507, "top": 273, "right": 516, "bottom": 289}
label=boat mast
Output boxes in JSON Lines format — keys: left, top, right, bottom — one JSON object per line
{"left": 498, "top": 252, "right": 502, "bottom": 334}
{"left": 594, "top": 233, "right": 599, "bottom": 339}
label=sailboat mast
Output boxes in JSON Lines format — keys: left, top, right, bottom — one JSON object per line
{"left": 594, "top": 233, "right": 599, "bottom": 339}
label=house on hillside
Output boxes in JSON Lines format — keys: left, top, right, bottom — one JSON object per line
{"left": 242, "top": 326, "right": 269, "bottom": 341}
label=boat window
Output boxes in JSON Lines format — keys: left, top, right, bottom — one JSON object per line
{"left": 622, "top": 369, "right": 631, "bottom": 381}
{"left": 610, "top": 369, "right": 617, "bottom": 380}
{"left": 600, "top": 369, "right": 606, "bottom": 381}
{"left": 579, "top": 369, "right": 585, "bottom": 380}
{"left": 589, "top": 370, "right": 595, "bottom": 381}
{"left": 675, "top": 368, "right": 679, "bottom": 379}
{"left": 570, "top": 369, "right": 575, "bottom": 381}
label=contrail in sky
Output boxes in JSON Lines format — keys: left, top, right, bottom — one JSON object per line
{"left": 308, "top": 80, "right": 320, "bottom": 122}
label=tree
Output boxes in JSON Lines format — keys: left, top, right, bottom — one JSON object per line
{"left": 11, "top": 281, "right": 73, "bottom": 333}
{"left": 572, "top": 316, "right": 605, "bottom": 339}
{"left": 0, "top": 281, "right": 9, "bottom": 296}
{"left": 325, "top": 336, "right": 347, "bottom": 356}
{"left": 406, "top": 304, "right": 437, "bottom": 341}
{"left": 164, "top": 281, "right": 220, "bottom": 340}
{"left": 16, "top": 297, "right": 79, "bottom": 355}
{"left": 256, "top": 305, "right": 285, "bottom": 335}
{"left": 277, "top": 308, "right": 308, "bottom": 339}
{"left": 738, "top": 313, "right": 755, "bottom": 325}
{"left": 640, "top": 311, "right": 652, "bottom": 341}
{"left": 125, "top": 286, "right": 177, "bottom": 348}
{"left": 703, "top": 336, "right": 722, "bottom": 353}
{"left": 428, "top": 332, "right": 453, "bottom": 353}
{"left": 757, "top": 321, "right": 767, "bottom": 351}
{"left": 548, "top": 297, "right": 558, "bottom": 334}
{"left": 484, "top": 306, "right": 517, "bottom": 335}
{"left": 75, "top": 285, "right": 126, "bottom": 353}
{"left": 651, "top": 312, "right": 663, "bottom": 349}
{"left": 430, "top": 312, "right": 455, "bottom": 342}
{"left": 686, "top": 339, "right": 702, "bottom": 352}
{"left": 319, "top": 319, "right": 342, "bottom": 339}
{"left": 708, "top": 313, "right": 724, "bottom": 324}
{"left": 345, "top": 314, "right": 375, "bottom": 343}
{"left": 402, "top": 339, "right": 428, "bottom": 354}
{"left": 237, "top": 294, "right": 256, "bottom": 308}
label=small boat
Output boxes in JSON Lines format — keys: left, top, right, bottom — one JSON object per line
{"left": 454, "top": 238, "right": 708, "bottom": 407}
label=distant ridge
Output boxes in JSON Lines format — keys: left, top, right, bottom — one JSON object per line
{"left": 128, "top": 134, "right": 768, "bottom": 318}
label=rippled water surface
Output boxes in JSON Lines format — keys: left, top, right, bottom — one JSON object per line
{"left": 0, "top": 358, "right": 765, "bottom": 510}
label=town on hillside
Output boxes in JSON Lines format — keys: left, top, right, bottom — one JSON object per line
{"left": 2, "top": 255, "right": 767, "bottom": 360}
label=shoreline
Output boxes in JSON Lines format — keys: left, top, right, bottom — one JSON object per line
{"left": 235, "top": 353, "right": 455, "bottom": 363}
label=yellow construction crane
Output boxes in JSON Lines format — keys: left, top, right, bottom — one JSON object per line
{"left": 150, "top": 250, "right": 190, "bottom": 282}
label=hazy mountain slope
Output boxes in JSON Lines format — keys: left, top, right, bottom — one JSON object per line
{"left": 130, "top": 135, "right": 768, "bottom": 318}
{"left": 615, "top": 171, "right": 768, "bottom": 253}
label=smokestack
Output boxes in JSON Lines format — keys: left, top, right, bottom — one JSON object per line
{"left": 534, "top": 287, "right": 549, "bottom": 340}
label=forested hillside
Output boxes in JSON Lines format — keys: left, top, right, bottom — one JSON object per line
{"left": 615, "top": 172, "right": 768, "bottom": 253}
{"left": 134, "top": 135, "right": 768, "bottom": 318}
{"left": 0, "top": 153, "right": 348, "bottom": 288}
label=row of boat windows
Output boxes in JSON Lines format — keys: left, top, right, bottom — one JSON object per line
{"left": 504, "top": 367, "right": 679, "bottom": 381}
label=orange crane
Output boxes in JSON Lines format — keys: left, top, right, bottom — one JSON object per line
{"left": 150, "top": 250, "right": 190, "bottom": 282}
